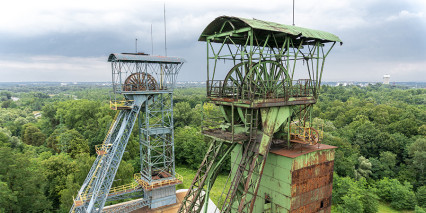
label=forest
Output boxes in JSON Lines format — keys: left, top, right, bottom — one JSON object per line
{"left": 0, "top": 83, "right": 424, "bottom": 213}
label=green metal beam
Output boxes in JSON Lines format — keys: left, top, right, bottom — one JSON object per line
{"left": 206, "top": 27, "right": 251, "bottom": 41}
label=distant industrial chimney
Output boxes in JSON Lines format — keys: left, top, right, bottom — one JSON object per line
{"left": 383, "top": 74, "right": 390, "bottom": 85}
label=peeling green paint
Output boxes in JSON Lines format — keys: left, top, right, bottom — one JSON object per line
{"left": 231, "top": 144, "right": 335, "bottom": 212}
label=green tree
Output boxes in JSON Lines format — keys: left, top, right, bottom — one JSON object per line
{"left": 42, "top": 153, "right": 77, "bottom": 209}
{"left": 58, "top": 129, "right": 90, "bottom": 158}
{"left": 58, "top": 153, "right": 95, "bottom": 211}
{"left": 47, "top": 125, "right": 68, "bottom": 153}
{"left": 0, "top": 132, "right": 9, "bottom": 147}
{"left": 324, "top": 133, "right": 358, "bottom": 177}
{"left": 390, "top": 181, "right": 417, "bottom": 210}
{"left": 338, "top": 193, "right": 364, "bottom": 213}
{"left": 21, "top": 123, "right": 46, "bottom": 146}
{"left": 407, "top": 137, "right": 426, "bottom": 187}
{"left": 0, "top": 147, "right": 52, "bottom": 212}
{"left": 333, "top": 174, "right": 378, "bottom": 213}
{"left": 416, "top": 186, "right": 426, "bottom": 208}
{"left": 0, "top": 181, "right": 17, "bottom": 212}
{"left": 376, "top": 177, "right": 417, "bottom": 210}
{"left": 51, "top": 100, "right": 113, "bottom": 153}
{"left": 416, "top": 205, "right": 426, "bottom": 213}
{"left": 175, "top": 126, "right": 207, "bottom": 169}
{"left": 354, "top": 156, "right": 372, "bottom": 180}
{"left": 174, "top": 102, "right": 193, "bottom": 127}
{"left": 379, "top": 151, "right": 397, "bottom": 178}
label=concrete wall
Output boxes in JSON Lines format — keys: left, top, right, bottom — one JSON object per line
{"left": 147, "top": 185, "right": 177, "bottom": 209}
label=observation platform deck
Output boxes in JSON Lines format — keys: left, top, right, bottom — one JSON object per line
{"left": 202, "top": 129, "right": 250, "bottom": 143}
{"left": 135, "top": 172, "right": 183, "bottom": 192}
{"left": 207, "top": 79, "right": 318, "bottom": 108}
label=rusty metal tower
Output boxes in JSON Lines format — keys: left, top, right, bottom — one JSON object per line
{"left": 70, "top": 53, "right": 184, "bottom": 213}
{"left": 178, "top": 16, "right": 341, "bottom": 213}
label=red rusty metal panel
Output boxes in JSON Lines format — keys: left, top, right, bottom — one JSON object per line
{"left": 270, "top": 144, "right": 337, "bottom": 159}
{"left": 291, "top": 161, "right": 334, "bottom": 184}
{"left": 290, "top": 196, "right": 332, "bottom": 213}
{"left": 288, "top": 156, "right": 335, "bottom": 213}
{"left": 291, "top": 161, "right": 334, "bottom": 196}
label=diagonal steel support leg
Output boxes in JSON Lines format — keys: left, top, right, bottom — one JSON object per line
{"left": 178, "top": 139, "right": 235, "bottom": 213}
{"left": 222, "top": 107, "right": 291, "bottom": 213}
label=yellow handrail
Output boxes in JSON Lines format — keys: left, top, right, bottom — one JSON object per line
{"left": 289, "top": 123, "right": 323, "bottom": 144}
{"left": 110, "top": 100, "right": 134, "bottom": 110}
{"left": 134, "top": 172, "right": 184, "bottom": 190}
{"left": 74, "top": 172, "right": 184, "bottom": 206}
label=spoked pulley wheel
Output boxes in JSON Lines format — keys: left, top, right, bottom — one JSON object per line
{"left": 244, "top": 61, "right": 290, "bottom": 98}
{"left": 222, "top": 62, "right": 252, "bottom": 97}
{"left": 123, "top": 73, "right": 158, "bottom": 91}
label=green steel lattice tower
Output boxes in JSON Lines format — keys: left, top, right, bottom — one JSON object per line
{"left": 178, "top": 16, "right": 341, "bottom": 213}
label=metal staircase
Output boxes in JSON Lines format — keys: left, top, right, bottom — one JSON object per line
{"left": 221, "top": 108, "right": 269, "bottom": 213}
{"left": 71, "top": 98, "right": 144, "bottom": 213}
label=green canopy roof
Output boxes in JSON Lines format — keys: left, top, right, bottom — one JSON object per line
{"left": 199, "top": 16, "right": 342, "bottom": 44}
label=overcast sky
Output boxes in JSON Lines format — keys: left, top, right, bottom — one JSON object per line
{"left": 0, "top": 0, "right": 425, "bottom": 82}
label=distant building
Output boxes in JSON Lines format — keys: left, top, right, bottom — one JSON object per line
{"left": 32, "top": 111, "right": 42, "bottom": 119}
{"left": 383, "top": 74, "right": 390, "bottom": 84}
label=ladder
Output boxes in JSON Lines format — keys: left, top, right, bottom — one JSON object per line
{"left": 221, "top": 108, "right": 272, "bottom": 213}
{"left": 71, "top": 102, "right": 142, "bottom": 213}
{"left": 178, "top": 139, "right": 236, "bottom": 213}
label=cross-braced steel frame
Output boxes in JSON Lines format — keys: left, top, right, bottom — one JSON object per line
{"left": 111, "top": 60, "right": 182, "bottom": 94}
{"left": 139, "top": 92, "right": 176, "bottom": 184}
{"left": 205, "top": 27, "right": 336, "bottom": 102}
{"left": 71, "top": 53, "right": 184, "bottom": 213}
{"left": 179, "top": 16, "right": 340, "bottom": 213}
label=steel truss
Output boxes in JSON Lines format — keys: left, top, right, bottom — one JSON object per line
{"left": 71, "top": 97, "right": 145, "bottom": 213}
{"left": 111, "top": 61, "right": 183, "bottom": 94}
{"left": 205, "top": 26, "right": 336, "bottom": 101}
{"left": 71, "top": 53, "right": 184, "bottom": 213}
{"left": 180, "top": 16, "right": 340, "bottom": 213}
{"left": 138, "top": 92, "right": 178, "bottom": 186}
{"left": 179, "top": 139, "right": 237, "bottom": 213}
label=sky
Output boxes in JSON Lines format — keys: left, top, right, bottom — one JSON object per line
{"left": 0, "top": 0, "right": 425, "bottom": 82}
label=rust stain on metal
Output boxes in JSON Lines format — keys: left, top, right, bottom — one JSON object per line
{"left": 269, "top": 143, "right": 337, "bottom": 159}
{"left": 266, "top": 144, "right": 336, "bottom": 212}
{"left": 290, "top": 159, "right": 334, "bottom": 212}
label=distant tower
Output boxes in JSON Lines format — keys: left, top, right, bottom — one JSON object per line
{"left": 383, "top": 74, "right": 390, "bottom": 84}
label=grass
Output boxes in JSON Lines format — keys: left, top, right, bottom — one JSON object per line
{"left": 176, "top": 166, "right": 230, "bottom": 207}
{"left": 377, "top": 202, "right": 414, "bottom": 213}
{"left": 331, "top": 202, "right": 415, "bottom": 213}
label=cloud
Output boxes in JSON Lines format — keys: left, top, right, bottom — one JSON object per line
{"left": 386, "top": 10, "right": 424, "bottom": 21}
{"left": 0, "top": 0, "right": 425, "bottom": 82}
{"left": 0, "top": 55, "right": 109, "bottom": 82}
{"left": 324, "top": 58, "right": 426, "bottom": 82}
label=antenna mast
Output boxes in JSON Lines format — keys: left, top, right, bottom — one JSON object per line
{"left": 164, "top": 3, "right": 167, "bottom": 56}
{"left": 292, "top": 0, "right": 295, "bottom": 26}
{"left": 151, "top": 24, "right": 154, "bottom": 55}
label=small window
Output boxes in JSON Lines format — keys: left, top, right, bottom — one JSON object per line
{"left": 264, "top": 193, "right": 271, "bottom": 204}
{"left": 320, "top": 200, "right": 324, "bottom": 208}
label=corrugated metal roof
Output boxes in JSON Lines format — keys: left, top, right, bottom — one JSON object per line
{"left": 199, "top": 16, "right": 342, "bottom": 43}
{"left": 108, "top": 53, "right": 186, "bottom": 64}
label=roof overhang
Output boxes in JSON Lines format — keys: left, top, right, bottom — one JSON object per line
{"left": 199, "top": 16, "right": 342, "bottom": 45}
{"left": 108, "top": 53, "right": 186, "bottom": 64}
